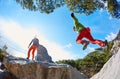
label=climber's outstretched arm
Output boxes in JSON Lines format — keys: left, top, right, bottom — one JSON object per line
{"left": 28, "top": 40, "right": 32, "bottom": 48}
{"left": 71, "top": 13, "right": 79, "bottom": 26}
{"left": 71, "top": 13, "right": 85, "bottom": 32}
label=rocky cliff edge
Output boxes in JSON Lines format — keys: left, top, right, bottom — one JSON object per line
{"left": 3, "top": 56, "right": 88, "bottom": 79}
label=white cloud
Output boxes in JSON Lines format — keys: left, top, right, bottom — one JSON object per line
{"left": 0, "top": 18, "right": 74, "bottom": 61}
{"left": 105, "top": 32, "right": 117, "bottom": 41}
{"left": 64, "top": 43, "right": 72, "bottom": 48}
{"left": 87, "top": 46, "right": 95, "bottom": 52}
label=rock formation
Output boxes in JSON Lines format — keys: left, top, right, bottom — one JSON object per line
{"left": 3, "top": 56, "right": 88, "bottom": 79}
{"left": 90, "top": 30, "right": 120, "bottom": 79}
{"left": 110, "top": 30, "right": 120, "bottom": 55}
{"left": 35, "top": 44, "right": 53, "bottom": 63}
{"left": 0, "top": 71, "right": 16, "bottom": 79}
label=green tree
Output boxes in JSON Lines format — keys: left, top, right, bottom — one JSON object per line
{"left": 16, "top": 0, "right": 120, "bottom": 19}
{"left": 2, "top": 45, "right": 8, "bottom": 51}
{"left": 56, "top": 59, "right": 76, "bottom": 67}
{"left": 0, "top": 48, "right": 8, "bottom": 62}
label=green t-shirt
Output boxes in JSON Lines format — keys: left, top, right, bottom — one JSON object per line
{"left": 72, "top": 15, "right": 85, "bottom": 32}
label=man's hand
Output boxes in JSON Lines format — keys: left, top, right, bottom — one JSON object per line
{"left": 71, "top": 13, "right": 74, "bottom": 17}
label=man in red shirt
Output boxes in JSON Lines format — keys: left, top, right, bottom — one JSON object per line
{"left": 71, "top": 13, "right": 107, "bottom": 50}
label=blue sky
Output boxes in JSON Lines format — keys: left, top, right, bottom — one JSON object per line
{"left": 0, "top": 0, "right": 120, "bottom": 61}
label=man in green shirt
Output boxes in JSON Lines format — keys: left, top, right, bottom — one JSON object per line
{"left": 71, "top": 13, "right": 107, "bottom": 50}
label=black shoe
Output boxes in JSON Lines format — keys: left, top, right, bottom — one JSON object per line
{"left": 26, "top": 57, "right": 29, "bottom": 60}
{"left": 104, "top": 40, "right": 108, "bottom": 46}
{"left": 83, "top": 41, "right": 90, "bottom": 50}
{"left": 104, "top": 40, "right": 109, "bottom": 51}
{"left": 71, "top": 13, "right": 74, "bottom": 17}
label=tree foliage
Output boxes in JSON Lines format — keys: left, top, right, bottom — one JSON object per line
{"left": 16, "top": 0, "right": 120, "bottom": 19}
{"left": 0, "top": 36, "right": 9, "bottom": 62}
{"left": 16, "top": 0, "right": 64, "bottom": 13}
{"left": 0, "top": 48, "right": 8, "bottom": 62}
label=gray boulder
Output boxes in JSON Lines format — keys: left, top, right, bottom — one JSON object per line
{"left": 36, "top": 44, "right": 53, "bottom": 63}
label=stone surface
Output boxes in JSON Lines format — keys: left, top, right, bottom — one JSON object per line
{"left": 3, "top": 56, "right": 88, "bottom": 79}
{"left": 90, "top": 49, "right": 120, "bottom": 79}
